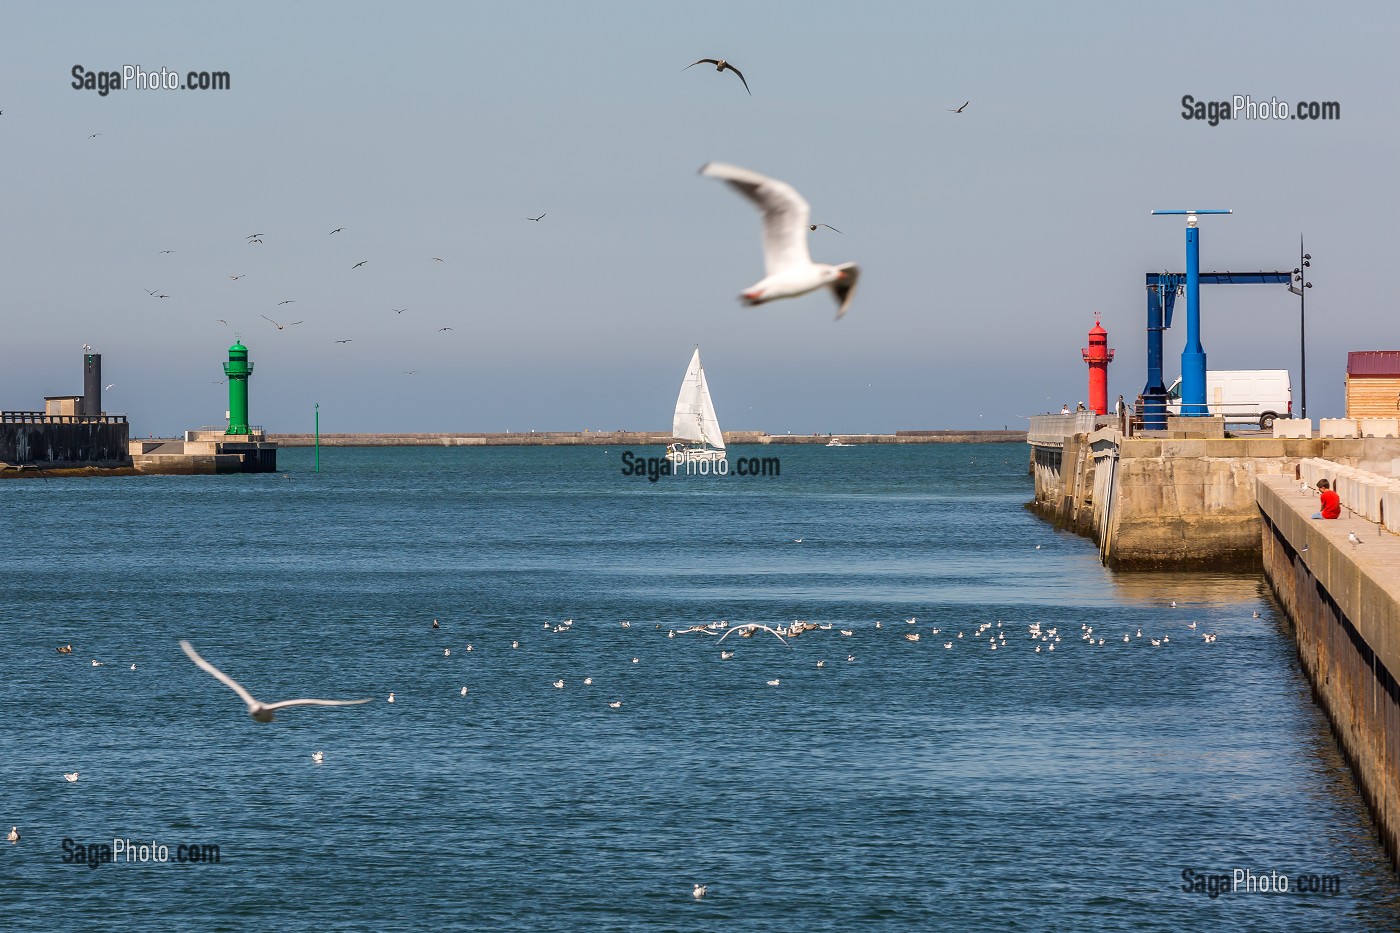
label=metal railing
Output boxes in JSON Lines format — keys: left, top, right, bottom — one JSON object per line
{"left": 1, "top": 410, "right": 128, "bottom": 425}
{"left": 1028, "top": 411, "right": 1100, "bottom": 446}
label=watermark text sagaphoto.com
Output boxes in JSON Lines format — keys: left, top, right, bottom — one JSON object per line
{"left": 62, "top": 837, "right": 221, "bottom": 868}
{"left": 1180, "top": 867, "right": 1341, "bottom": 898}
{"left": 1180, "top": 94, "right": 1340, "bottom": 126}
{"left": 620, "top": 451, "right": 780, "bottom": 482}
{"left": 72, "top": 65, "right": 231, "bottom": 96}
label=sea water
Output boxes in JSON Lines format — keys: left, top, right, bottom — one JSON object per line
{"left": 2, "top": 443, "right": 1396, "bottom": 931}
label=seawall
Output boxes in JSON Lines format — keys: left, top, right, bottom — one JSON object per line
{"left": 1031, "top": 429, "right": 1400, "bottom": 568}
{"left": 1257, "top": 475, "right": 1400, "bottom": 873}
{"left": 267, "top": 430, "right": 1027, "bottom": 448}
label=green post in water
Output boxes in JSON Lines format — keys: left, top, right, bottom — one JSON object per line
{"left": 223, "top": 340, "right": 253, "bottom": 435}
{"left": 315, "top": 403, "right": 320, "bottom": 473}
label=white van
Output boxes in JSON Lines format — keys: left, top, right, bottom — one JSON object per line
{"left": 1166, "top": 370, "right": 1292, "bottom": 429}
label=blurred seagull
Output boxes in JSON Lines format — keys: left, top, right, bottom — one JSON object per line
{"left": 766, "top": 679, "right": 780, "bottom": 686}
{"left": 693, "top": 883, "right": 708, "bottom": 898}
{"left": 718, "top": 623, "right": 790, "bottom": 647}
{"left": 228, "top": 274, "right": 245, "bottom": 280}
{"left": 684, "top": 58, "right": 751, "bottom": 95}
{"left": 352, "top": 260, "right": 368, "bottom": 269}
{"left": 278, "top": 300, "right": 295, "bottom": 305}
{"left": 179, "top": 640, "right": 371, "bottom": 723}
{"left": 7, "top": 827, "right": 17, "bottom": 843}
{"left": 552, "top": 679, "right": 564, "bottom": 689}
{"left": 261, "top": 315, "right": 302, "bottom": 330}
{"left": 246, "top": 233, "right": 264, "bottom": 240}
{"left": 438, "top": 327, "right": 454, "bottom": 332}
{"left": 104, "top": 383, "right": 115, "bottom": 390}
{"left": 527, "top": 213, "right": 546, "bottom": 222}
{"left": 609, "top": 701, "right": 622, "bottom": 709}
{"left": 64, "top": 772, "right": 79, "bottom": 782}
{"left": 809, "top": 223, "right": 843, "bottom": 234}
{"left": 460, "top": 686, "right": 468, "bottom": 696}
{"left": 1348, "top": 532, "right": 1363, "bottom": 547}
{"left": 329, "top": 227, "right": 345, "bottom": 234}
{"left": 311, "top": 751, "right": 324, "bottom": 764}
{"left": 949, "top": 101, "right": 970, "bottom": 113}
{"left": 159, "top": 250, "right": 175, "bottom": 254}
{"left": 700, "top": 162, "right": 859, "bottom": 319}
{"left": 334, "top": 339, "right": 352, "bottom": 344}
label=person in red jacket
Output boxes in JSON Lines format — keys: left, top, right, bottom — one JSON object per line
{"left": 1313, "top": 478, "right": 1341, "bottom": 520}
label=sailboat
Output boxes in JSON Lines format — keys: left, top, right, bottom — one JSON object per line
{"left": 665, "top": 348, "right": 727, "bottom": 464}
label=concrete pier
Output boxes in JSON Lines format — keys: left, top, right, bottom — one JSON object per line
{"left": 1030, "top": 423, "right": 1400, "bottom": 568}
{"left": 1257, "top": 475, "right": 1400, "bottom": 873}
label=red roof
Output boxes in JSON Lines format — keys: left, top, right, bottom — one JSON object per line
{"left": 1347, "top": 351, "right": 1400, "bottom": 376}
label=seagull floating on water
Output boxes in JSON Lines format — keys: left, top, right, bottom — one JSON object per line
{"left": 700, "top": 162, "right": 859, "bottom": 319}
{"left": 179, "top": 640, "right": 372, "bottom": 723}
{"left": 553, "top": 679, "right": 564, "bottom": 689}
{"left": 388, "top": 692, "right": 395, "bottom": 703}
{"left": 693, "top": 883, "right": 708, "bottom": 898}
{"left": 7, "top": 826, "right": 17, "bottom": 843}
{"left": 311, "top": 751, "right": 324, "bottom": 764}
{"left": 609, "top": 701, "right": 622, "bottom": 709}
{"left": 64, "top": 772, "right": 79, "bottom": 783}
{"left": 718, "top": 623, "right": 791, "bottom": 647}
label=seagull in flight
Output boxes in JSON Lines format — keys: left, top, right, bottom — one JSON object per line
{"left": 104, "top": 383, "right": 115, "bottom": 390}
{"left": 89, "top": 133, "right": 101, "bottom": 139}
{"left": 261, "top": 315, "right": 302, "bottom": 330}
{"left": 684, "top": 58, "right": 751, "bottom": 95}
{"left": 159, "top": 249, "right": 175, "bottom": 254}
{"left": 527, "top": 213, "right": 546, "bottom": 222}
{"left": 402, "top": 370, "right": 417, "bottom": 375}
{"left": 438, "top": 326, "right": 454, "bottom": 332}
{"left": 334, "top": 339, "right": 352, "bottom": 344}
{"left": 717, "top": 623, "right": 791, "bottom": 647}
{"left": 329, "top": 227, "right": 345, "bottom": 235}
{"left": 432, "top": 257, "right": 444, "bottom": 262}
{"left": 246, "top": 233, "right": 264, "bottom": 240}
{"left": 278, "top": 300, "right": 295, "bottom": 305}
{"left": 809, "top": 223, "right": 843, "bottom": 234}
{"left": 700, "top": 162, "right": 859, "bottom": 319}
{"left": 228, "top": 274, "right": 245, "bottom": 280}
{"left": 949, "top": 101, "right": 970, "bottom": 113}
{"left": 144, "top": 288, "right": 160, "bottom": 295}
{"left": 179, "top": 640, "right": 371, "bottom": 723}
{"left": 352, "top": 260, "right": 368, "bottom": 269}
{"left": 392, "top": 308, "right": 406, "bottom": 314}
{"left": 215, "top": 319, "right": 227, "bottom": 325}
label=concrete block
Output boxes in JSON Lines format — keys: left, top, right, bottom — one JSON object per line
{"left": 1319, "top": 418, "right": 1359, "bottom": 438}
{"left": 1167, "top": 416, "right": 1225, "bottom": 438}
{"left": 1385, "top": 485, "right": 1400, "bottom": 534}
{"left": 1358, "top": 418, "right": 1400, "bottom": 438}
{"left": 1273, "top": 418, "right": 1313, "bottom": 439}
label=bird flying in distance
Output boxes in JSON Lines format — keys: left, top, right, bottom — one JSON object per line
{"left": 402, "top": 370, "right": 417, "bottom": 375}
{"left": 261, "top": 315, "right": 303, "bottom": 330}
{"left": 278, "top": 300, "right": 295, "bottom": 305}
{"left": 391, "top": 308, "right": 406, "bottom": 314}
{"left": 438, "top": 327, "right": 454, "bottom": 332}
{"left": 216, "top": 320, "right": 227, "bottom": 325}
{"left": 352, "top": 260, "right": 368, "bottom": 269}
{"left": 809, "top": 223, "right": 843, "bottom": 234}
{"left": 949, "top": 101, "right": 970, "bottom": 113}
{"left": 334, "top": 339, "right": 352, "bottom": 344}
{"left": 684, "top": 58, "right": 751, "bottom": 95}
{"left": 156, "top": 293, "right": 170, "bottom": 299}
{"left": 104, "top": 384, "right": 115, "bottom": 390}
{"left": 700, "top": 161, "right": 859, "bottom": 319}
{"left": 159, "top": 249, "right": 175, "bottom": 254}
{"left": 329, "top": 227, "right": 345, "bottom": 234}
{"left": 527, "top": 213, "right": 546, "bottom": 222}
{"left": 144, "top": 288, "right": 159, "bottom": 295}
{"left": 89, "top": 133, "right": 100, "bottom": 138}
{"left": 432, "top": 257, "right": 444, "bottom": 262}
{"left": 228, "top": 274, "right": 245, "bottom": 280}
{"left": 248, "top": 237, "right": 263, "bottom": 244}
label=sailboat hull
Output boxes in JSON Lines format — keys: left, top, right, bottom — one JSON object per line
{"left": 665, "top": 444, "right": 726, "bottom": 464}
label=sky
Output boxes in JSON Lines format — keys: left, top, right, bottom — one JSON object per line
{"left": 3, "top": 1, "right": 1398, "bottom": 435}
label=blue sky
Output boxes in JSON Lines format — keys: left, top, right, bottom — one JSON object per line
{"left": 3, "top": 1, "right": 1397, "bottom": 433}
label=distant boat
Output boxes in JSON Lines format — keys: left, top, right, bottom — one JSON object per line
{"left": 826, "top": 437, "right": 853, "bottom": 447}
{"left": 665, "top": 348, "right": 727, "bottom": 464}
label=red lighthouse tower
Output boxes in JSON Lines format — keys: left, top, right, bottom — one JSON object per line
{"left": 1081, "top": 314, "right": 1115, "bottom": 415}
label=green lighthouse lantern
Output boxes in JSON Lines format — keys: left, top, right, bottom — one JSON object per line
{"left": 223, "top": 340, "right": 254, "bottom": 435}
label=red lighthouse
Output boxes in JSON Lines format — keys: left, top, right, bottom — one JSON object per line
{"left": 1081, "top": 314, "right": 1115, "bottom": 415}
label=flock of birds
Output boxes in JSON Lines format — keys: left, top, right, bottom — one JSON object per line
{"left": 20, "top": 594, "right": 1242, "bottom": 902}
{"left": 106, "top": 55, "right": 973, "bottom": 369}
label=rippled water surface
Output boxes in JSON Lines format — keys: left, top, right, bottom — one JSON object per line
{"left": 3, "top": 444, "right": 1396, "bottom": 931}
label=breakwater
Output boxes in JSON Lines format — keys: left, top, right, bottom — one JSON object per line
{"left": 1257, "top": 475, "right": 1400, "bottom": 873}
{"left": 267, "top": 429, "right": 1026, "bottom": 447}
{"left": 1029, "top": 422, "right": 1400, "bottom": 568}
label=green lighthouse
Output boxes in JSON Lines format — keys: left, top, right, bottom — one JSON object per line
{"left": 223, "top": 340, "right": 254, "bottom": 435}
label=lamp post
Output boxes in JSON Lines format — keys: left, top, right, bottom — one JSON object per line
{"left": 1288, "top": 238, "right": 1313, "bottom": 420}
{"left": 1150, "top": 209, "right": 1232, "bottom": 416}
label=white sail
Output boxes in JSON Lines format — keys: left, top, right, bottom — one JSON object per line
{"left": 672, "top": 348, "right": 725, "bottom": 450}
